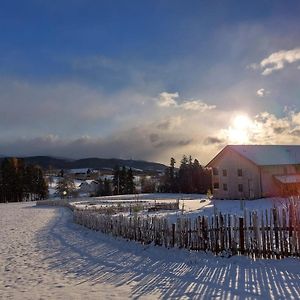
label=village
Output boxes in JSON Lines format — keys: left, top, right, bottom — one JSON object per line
{"left": 2, "top": 144, "right": 300, "bottom": 299}
{"left": 1, "top": 1, "right": 300, "bottom": 299}
{"left": 36, "top": 144, "right": 300, "bottom": 260}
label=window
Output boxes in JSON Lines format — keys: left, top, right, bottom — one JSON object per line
{"left": 223, "top": 183, "right": 228, "bottom": 191}
{"left": 213, "top": 182, "right": 219, "bottom": 189}
{"left": 237, "top": 169, "right": 243, "bottom": 177}
{"left": 222, "top": 169, "right": 227, "bottom": 177}
{"left": 238, "top": 184, "right": 243, "bottom": 192}
{"left": 213, "top": 167, "right": 219, "bottom": 176}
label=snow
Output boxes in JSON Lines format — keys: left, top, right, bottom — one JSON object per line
{"left": 67, "top": 168, "right": 91, "bottom": 174}
{"left": 84, "top": 180, "right": 99, "bottom": 185}
{"left": 275, "top": 174, "right": 300, "bottom": 184}
{"left": 71, "top": 193, "right": 293, "bottom": 224}
{"left": 229, "top": 145, "right": 300, "bottom": 166}
{"left": 1, "top": 202, "right": 300, "bottom": 299}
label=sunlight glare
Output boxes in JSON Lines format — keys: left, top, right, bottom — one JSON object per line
{"left": 228, "top": 114, "right": 253, "bottom": 144}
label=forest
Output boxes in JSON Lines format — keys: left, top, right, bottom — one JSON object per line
{"left": 0, "top": 157, "right": 48, "bottom": 203}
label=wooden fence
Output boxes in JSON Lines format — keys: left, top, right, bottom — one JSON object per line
{"left": 73, "top": 203, "right": 300, "bottom": 259}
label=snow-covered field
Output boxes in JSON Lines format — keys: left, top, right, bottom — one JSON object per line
{"left": 72, "top": 193, "right": 293, "bottom": 223}
{"left": 1, "top": 201, "right": 300, "bottom": 299}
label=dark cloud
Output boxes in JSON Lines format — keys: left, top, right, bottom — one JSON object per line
{"left": 149, "top": 133, "right": 160, "bottom": 143}
{"left": 157, "top": 120, "right": 170, "bottom": 130}
{"left": 154, "top": 139, "right": 192, "bottom": 149}
{"left": 290, "top": 129, "right": 300, "bottom": 136}
{"left": 204, "top": 136, "right": 224, "bottom": 145}
{"left": 273, "top": 127, "right": 287, "bottom": 134}
{"left": 0, "top": 130, "right": 194, "bottom": 163}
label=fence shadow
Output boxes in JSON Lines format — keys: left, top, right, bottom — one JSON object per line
{"left": 35, "top": 207, "right": 300, "bottom": 299}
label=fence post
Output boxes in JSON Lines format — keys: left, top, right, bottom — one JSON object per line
{"left": 239, "top": 217, "right": 245, "bottom": 255}
{"left": 172, "top": 223, "right": 176, "bottom": 248}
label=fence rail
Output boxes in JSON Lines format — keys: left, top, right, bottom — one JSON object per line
{"left": 37, "top": 199, "right": 300, "bottom": 258}
{"left": 73, "top": 203, "right": 300, "bottom": 259}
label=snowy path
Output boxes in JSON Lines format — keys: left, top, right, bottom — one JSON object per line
{"left": 1, "top": 203, "right": 300, "bottom": 299}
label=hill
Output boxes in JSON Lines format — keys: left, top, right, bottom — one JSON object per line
{"left": 0, "top": 156, "right": 167, "bottom": 173}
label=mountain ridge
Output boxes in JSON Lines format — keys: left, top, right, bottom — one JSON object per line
{"left": 0, "top": 156, "right": 167, "bottom": 173}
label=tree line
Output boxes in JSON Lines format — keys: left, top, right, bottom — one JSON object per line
{"left": 112, "top": 166, "right": 135, "bottom": 195}
{"left": 0, "top": 157, "right": 48, "bottom": 203}
{"left": 160, "top": 155, "right": 212, "bottom": 194}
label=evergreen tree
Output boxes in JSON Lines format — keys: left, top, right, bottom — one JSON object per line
{"left": 161, "top": 157, "right": 178, "bottom": 192}
{"left": 125, "top": 168, "right": 135, "bottom": 194}
{"left": 119, "top": 166, "right": 127, "bottom": 194}
{"left": 24, "top": 164, "right": 35, "bottom": 201}
{"left": 0, "top": 158, "right": 48, "bottom": 202}
{"left": 56, "top": 177, "right": 76, "bottom": 198}
{"left": 159, "top": 155, "right": 212, "bottom": 194}
{"left": 1, "top": 158, "right": 16, "bottom": 202}
{"left": 178, "top": 155, "right": 190, "bottom": 193}
{"left": 113, "top": 165, "right": 135, "bottom": 195}
{"left": 36, "top": 167, "right": 49, "bottom": 199}
{"left": 113, "top": 165, "right": 120, "bottom": 194}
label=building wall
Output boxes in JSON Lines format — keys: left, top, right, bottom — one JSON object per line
{"left": 211, "top": 148, "right": 261, "bottom": 199}
{"left": 260, "top": 164, "right": 297, "bottom": 197}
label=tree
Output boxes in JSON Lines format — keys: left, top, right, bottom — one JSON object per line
{"left": 102, "top": 178, "right": 112, "bottom": 196}
{"left": 113, "top": 165, "right": 120, "bottom": 194}
{"left": 178, "top": 155, "right": 190, "bottom": 193}
{"left": 119, "top": 166, "right": 127, "bottom": 194}
{"left": 125, "top": 168, "right": 135, "bottom": 194}
{"left": 113, "top": 165, "right": 135, "bottom": 195}
{"left": 56, "top": 177, "right": 76, "bottom": 198}
{"left": 1, "top": 158, "right": 17, "bottom": 202}
{"left": 36, "top": 168, "right": 49, "bottom": 199}
{"left": 141, "top": 176, "right": 156, "bottom": 193}
{"left": 159, "top": 155, "right": 212, "bottom": 194}
{"left": 161, "top": 157, "right": 178, "bottom": 193}
{"left": 0, "top": 158, "right": 48, "bottom": 202}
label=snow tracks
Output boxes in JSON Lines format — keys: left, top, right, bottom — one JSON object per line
{"left": 1, "top": 202, "right": 300, "bottom": 299}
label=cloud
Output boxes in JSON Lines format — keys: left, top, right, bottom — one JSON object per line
{"left": 157, "top": 92, "right": 216, "bottom": 112}
{"left": 153, "top": 139, "right": 193, "bottom": 149}
{"left": 218, "top": 109, "right": 300, "bottom": 146}
{"left": 258, "top": 48, "right": 300, "bottom": 75}
{"left": 180, "top": 100, "right": 216, "bottom": 111}
{"left": 291, "top": 111, "right": 300, "bottom": 125}
{"left": 71, "top": 55, "right": 121, "bottom": 71}
{"left": 157, "top": 92, "right": 179, "bottom": 107}
{"left": 273, "top": 127, "right": 286, "bottom": 134}
{"left": 256, "top": 88, "right": 269, "bottom": 97}
{"left": 149, "top": 133, "right": 160, "bottom": 143}
{"left": 156, "top": 120, "right": 171, "bottom": 130}
{"left": 0, "top": 124, "right": 194, "bottom": 163}
{"left": 203, "top": 136, "right": 225, "bottom": 145}
{"left": 0, "top": 77, "right": 159, "bottom": 139}
{"left": 290, "top": 129, "right": 300, "bottom": 136}
{"left": 156, "top": 116, "right": 183, "bottom": 130}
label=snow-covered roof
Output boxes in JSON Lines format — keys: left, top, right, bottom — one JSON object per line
{"left": 274, "top": 174, "right": 300, "bottom": 184}
{"left": 67, "top": 168, "right": 91, "bottom": 174}
{"left": 85, "top": 180, "right": 99, "bottom": 184}
{"left": 230, "top": 145, "right": 300, "bottom": 166}
{"left": 100, "top": 175, "right": 114, "bottom": 180}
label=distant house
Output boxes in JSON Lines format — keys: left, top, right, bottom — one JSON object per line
{"left": 65, "top": 168, "right": 99, "bottom": 180}
{"left": 79, "top": 180, "right": 100, "bottom": 195}
{"left": 206, "top": 145, "right": 300, "bottom": 199}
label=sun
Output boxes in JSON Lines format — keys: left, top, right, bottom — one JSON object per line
{"left": 233, "top": 115, "right": 252, "bottom": 129}
{"left": 228, "top": 114, "right": 253, "bottom": 144}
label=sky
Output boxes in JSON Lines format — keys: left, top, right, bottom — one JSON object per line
{"left": 1, "top": 0, "right": 300, "bottom": 165}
